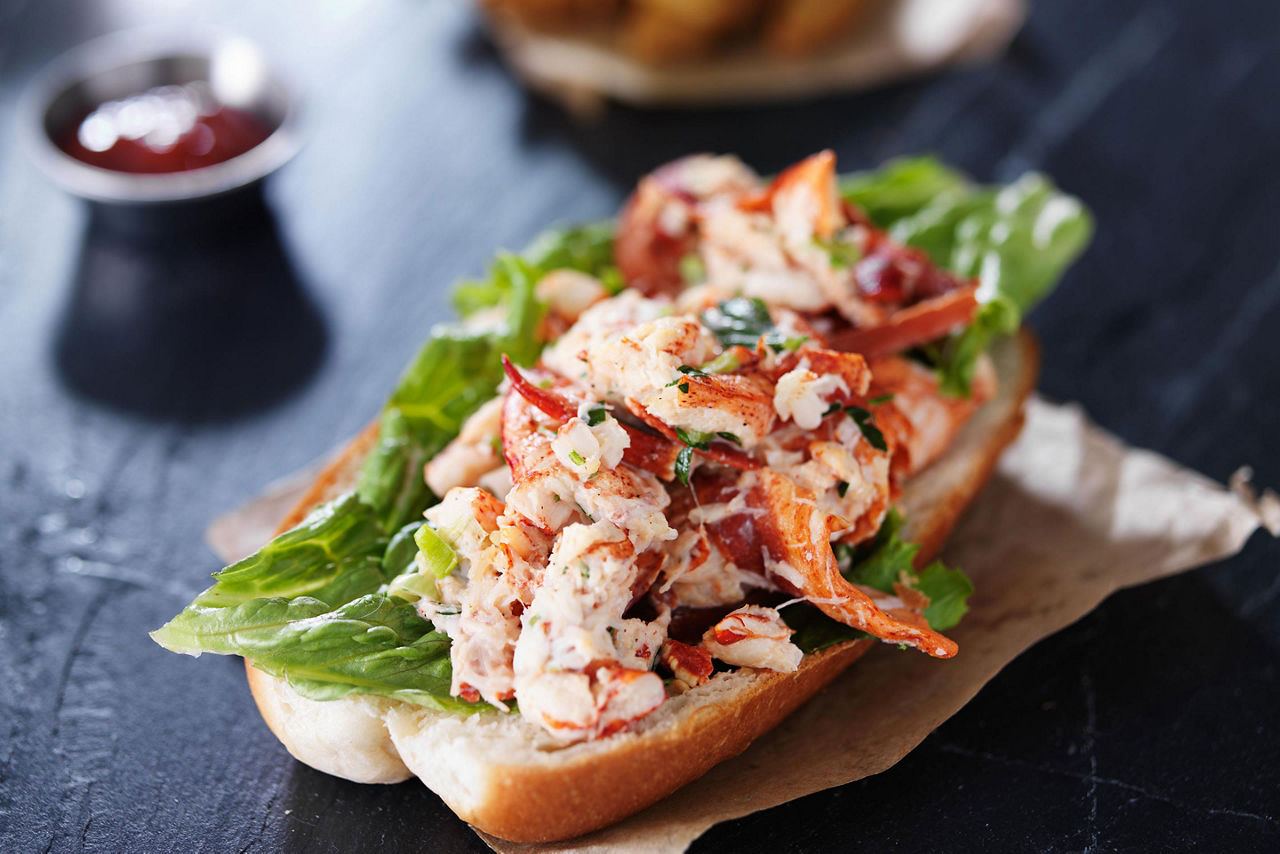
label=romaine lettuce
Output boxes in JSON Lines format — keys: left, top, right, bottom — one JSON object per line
{"left": 173, "top": 492, "right": 389, "bottom": 611}
{"left": 357, "top": 252, "right": 544, "bottom": 533}
{"left": 843, "top": 158, "right": 1093, "bottom": 396}
{"left": 839, "top": 156, "right": 968, "bottom": 225}
{"left": 155, "top": 593, "right": 472, "bottom": 712}
{"left": 453, "top": 222, "right": 617, "bottom": 317}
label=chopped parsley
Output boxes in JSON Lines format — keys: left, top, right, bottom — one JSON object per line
{"left": 667, "top": 364, "right": 709, "bottom": 389}
{"left": 585, "top": 406, "right": 608, "bottom": 426}
{"left": 679, "top": 253, "right": 706, "bottom": 284}
{"left": 845, "top": 405, "right": 888, "bottom": 452}
{"left": 674, "top": 446, "right": 695, "bottom": 486}
{"left": 672, "top": 427, "right": 719, "bottom": 486}
{"left": 699, "top": 350, "right": 741, "bottom": 374}
{"left": 702, "top": 298, "right": 773, "bottom": 348}
{"left": 702, "top": 297, "right": 804, "bottom": 352}
{"left": 599, "top": 266, "right": 625, "bottom": 295}
{"left": 837, "top": 480, "right": 850, "bottom": 497}
{"left": 674, "top": 427, "right": 713, "bottom": 449}
{"left": 813, "top": 236, "right": 861, "bottom": 270}
{"left": 770, "top": 335, "right": 809, "bottom": 353}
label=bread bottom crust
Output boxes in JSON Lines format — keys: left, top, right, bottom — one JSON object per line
{"left": 244, "top": 330, "right": 1039, "bottom": 842}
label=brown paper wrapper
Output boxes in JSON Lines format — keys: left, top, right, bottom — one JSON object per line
{"left": 207, "top": 397, "right": 1276, "bottom": 853}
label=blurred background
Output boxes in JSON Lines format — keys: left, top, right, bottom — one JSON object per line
{"left": 2, "top": 1, "right": 1278, "bottom": 852}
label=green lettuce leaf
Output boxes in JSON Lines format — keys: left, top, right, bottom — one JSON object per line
{"left": 929, "top": 297, "right": 1020, "bottom": 398}
{"left": 453, "top": 221, "right": 617, "bottom": 317}
{"left": 841, "top": 158, "right": 1093, "bottom": 396}
{"left": 522, "top": 220, "right": 617, "bottom": 280}
{"left": 840, "top": 156, "right": 968, "bottom": 226}
{"left": 381, "top": 520, "right": 425, "bottom": 578}
{"left": 186, "top": 493, "right": 388, "bottom": 610}
{"left": 357, "top": 252, "right": 544, "bottom": 532}
{"left": 151, "top": 498, "right": 469, "bottom": 710}
{"left": 888, "top": 172, "right": 1094, "bottom": 318}
{"left": 152, "top": 593, "right": 473, "bottom": 712}
{"left": 840, "top": 508, "right": 919, "bottom": 591}
{"left": 782, "top": 607, "right": 872, "bottom": 654}
{"left": 355, "top": 409, "right": 433, "bottom": 538}
{"left": 916, "top": 562, "right": 974, "bottom": 632}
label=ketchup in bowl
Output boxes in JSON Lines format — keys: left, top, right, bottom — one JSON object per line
{"left": 56, "top": 81, "right": 271, "bottom": 174}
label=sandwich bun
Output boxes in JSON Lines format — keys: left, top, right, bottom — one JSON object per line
{"left": 246, "top": 329, "right": 1038, "bottom": 842}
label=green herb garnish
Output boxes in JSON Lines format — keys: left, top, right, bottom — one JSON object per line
{"left": 674, "top": 446, "right": 695, "bottom": 486}
{"left": 813, "top": 236, "right": 861, "bottom": 270}
{"left": 679, "top": 253, "right": 706, "bottom": 284}
{"left": 845, "top": 405, "right": 888, "bottom": 452}
{"left": 699, "top": 350, "right": 742, "bottom": 374}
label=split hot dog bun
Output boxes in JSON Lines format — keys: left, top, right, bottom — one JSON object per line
{"left": 245, "top": 329, "right": 1037, "bottom": 843}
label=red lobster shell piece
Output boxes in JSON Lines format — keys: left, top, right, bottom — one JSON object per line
{"left": 501, "top": 355, "right": 758, "bottom": 477}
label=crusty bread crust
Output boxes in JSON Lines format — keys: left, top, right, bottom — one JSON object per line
{"left": 248, "top": 663, "right": 413, "bottom": 784}
{"left": 387, "top": 638, "right": 873, "bottom": 842}
{"left": 245, "top": 330, "right": 1038, "bottom": 842}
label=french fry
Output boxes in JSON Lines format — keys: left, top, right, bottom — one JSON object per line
{"left": 763, "top": 0, "right": 875, "bottom": 57}
{"left": 479, "top": 0, "right": 621, "bottom": 32}
{"left": 620, "top": 0, "right": 764, "bottom": 63}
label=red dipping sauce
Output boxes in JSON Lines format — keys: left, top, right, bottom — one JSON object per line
{"left": 57, "top": 82, "right": 271, "bottom": 174}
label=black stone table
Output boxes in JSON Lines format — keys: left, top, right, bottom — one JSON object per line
{"left": 2, "top": 1, "right": 1278, "bottom": 851}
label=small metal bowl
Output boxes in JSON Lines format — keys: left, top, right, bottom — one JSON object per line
{"left": 23, "top": 30, "right": 300, "bottom": 210}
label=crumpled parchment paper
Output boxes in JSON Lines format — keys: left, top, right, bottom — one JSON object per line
{"left": 207, "top": 397, "right": 1278, "bottom": 853}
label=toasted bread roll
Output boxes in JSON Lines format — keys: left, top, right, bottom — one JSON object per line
{"left": 245, "top": 330, "right": 1037, "bottom": 843}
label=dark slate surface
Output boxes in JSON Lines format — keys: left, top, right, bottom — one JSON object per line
{"left": 2, "top": 0, "right": 1278, "bottom": 851}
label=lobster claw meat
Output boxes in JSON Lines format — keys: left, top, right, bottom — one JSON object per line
{"left": 502, "top": 355, "right": 758, "bottom": 478}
